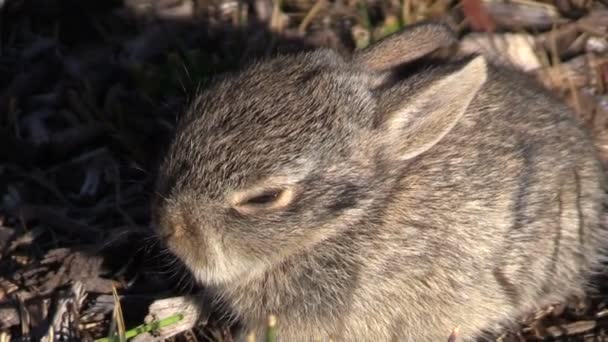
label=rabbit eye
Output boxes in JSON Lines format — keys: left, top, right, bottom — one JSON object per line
{"left": 244, "top": 190, "right": 283, "bottom": 205}
{"left": 232, "top": 187, "right": 296, "bottom": 214}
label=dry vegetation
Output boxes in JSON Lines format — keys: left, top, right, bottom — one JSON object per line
{"left": 1, "top": 0, "right": 608, "bottom": 341}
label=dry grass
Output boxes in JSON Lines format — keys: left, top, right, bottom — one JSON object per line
{"left": 0, "top": 0, "right": 607, "bottom": 341}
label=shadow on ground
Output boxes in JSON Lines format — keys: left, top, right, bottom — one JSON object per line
{"left": 0, "top": 0, "right": 359, "bottom": 340}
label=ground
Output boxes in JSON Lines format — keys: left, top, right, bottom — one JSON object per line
{"left": 1, "top": 0, "right": 608, "bottom": 341}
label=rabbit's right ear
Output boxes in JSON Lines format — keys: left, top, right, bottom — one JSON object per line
{"left": 375, "top": 56, "right": 488, "bottom": 162}
{"left": 353, "top": 22, "right": 457, "bottom": 72}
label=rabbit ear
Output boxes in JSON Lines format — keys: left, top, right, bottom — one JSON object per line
{"left": 378, "top": 55, "right": 487, "bottom": 161}
{"left": 353, "top": 22, "right": 457, "bottom": 72}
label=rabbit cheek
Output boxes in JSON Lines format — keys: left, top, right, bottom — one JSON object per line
{"left": 170, "top": 225, "right": 260, "bottom": 285}
{"left": 190, "top": 241, "right": 260, "bottom": 285}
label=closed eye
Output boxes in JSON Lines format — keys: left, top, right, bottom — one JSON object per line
{"left": 243, "top": 189, "right": 283, "bottom": 206}
{"left": 232, "top": 187, "right": 297, "bottom": 214}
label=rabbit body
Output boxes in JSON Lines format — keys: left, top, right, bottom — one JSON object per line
{"left": 154, "top": 24, "right": 607, "bottom": 342}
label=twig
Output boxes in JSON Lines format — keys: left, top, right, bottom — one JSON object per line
{"left": 41, "top": 282, "right": 87, "bottom": 342}
{"left": 298, "top": 0, "right": 327, "bottom": 34}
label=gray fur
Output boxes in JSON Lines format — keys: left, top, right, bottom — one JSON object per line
{"left": 154, "top": 22, "right": 608, "bottom": 341}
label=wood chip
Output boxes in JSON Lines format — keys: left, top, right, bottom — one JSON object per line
{"left": 459, "top": 32, "right": 542, "bottom": 72}
{"left": 481, "top": 0, "right": 569, "bottom": 30}
{"left": 545, "top": 320, "right": 597, "bottom": 337}
{"left": 41, "top": 282, "right": 87, "bottom": 342}
{"left": 141, "top": 295, "right": 207, "bottom": 341}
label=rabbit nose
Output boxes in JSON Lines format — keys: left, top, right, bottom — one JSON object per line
{"left": 167, "top": 215, "right": 186, "bottom": 239}
{"left": 169, "top": 209, "right": 196, "bottom": 239}
{"left": 156, "top": 205, "right": 195, "bottom": 240}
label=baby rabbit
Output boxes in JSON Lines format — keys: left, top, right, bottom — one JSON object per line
{"left": 153, "top": 21, "right": 608, "bottom": 341}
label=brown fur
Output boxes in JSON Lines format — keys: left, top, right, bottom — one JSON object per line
{"left": 153, "top": 22, "right": 608, "bottom": 341}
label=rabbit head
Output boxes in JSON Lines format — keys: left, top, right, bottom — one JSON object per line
{"left": 153, "top": 22, "right": 487, "bottom": 286}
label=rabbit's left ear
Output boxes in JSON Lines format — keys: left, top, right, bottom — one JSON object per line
{"left": 353, "top": 21, "right": 457, "bottom": 72}
{"left": 376, "top": 56, "right": 488, "bottom": 161}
